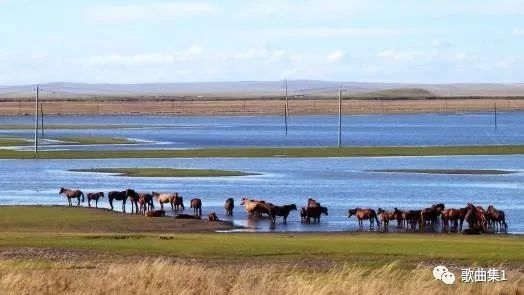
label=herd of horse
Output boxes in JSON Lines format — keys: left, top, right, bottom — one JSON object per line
{"left": 58, "top": 187, "right": 508, "bottom": 233}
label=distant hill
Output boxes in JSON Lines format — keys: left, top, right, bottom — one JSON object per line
{"left": 0, "top": 81, "right": 523, "bottom": 99}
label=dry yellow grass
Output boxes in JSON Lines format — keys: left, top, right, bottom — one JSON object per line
{"left": 0, "top": 259, "right": 521, "bottom": 295}
{"left": 1, "top": 98, "right": 524, "bottom": 115}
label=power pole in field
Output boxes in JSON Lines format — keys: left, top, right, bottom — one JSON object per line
{"left": 338, "top": 88, "right": 342, "bottom": 147}
{"left": 284, "top": 78, "right": 289, "bottom": 135}
{"left": 34, "top": 85, "right": 39, "bottom": 154}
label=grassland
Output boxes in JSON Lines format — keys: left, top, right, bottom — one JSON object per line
{"left": 0, "top": 124, "right": 146, "bottom": 130}
{"left": 1, "top": 145, "right": 524, "bottom": 159}
{"left": 0, "top": 137, "right": 29, "bottom": 146}
{"left": 70, "top": 168, "right": 256, "bottom": 177}
{"left": 0, "top": 206, "right": 522, "bottom": 294}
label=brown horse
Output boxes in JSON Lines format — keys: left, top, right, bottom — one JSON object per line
{"left": 269, "top": 204, "right": 297, "bottom": 224}
{"left": 377, "top": 208, "right": 393, "bottom": 231}
{"left": 393, "top": 207, "right": 404, "bottom": 228}
{"left": 138, "top": 193, "right": 154, "bottom": 214}
{"left": 145, "top": 210, "right": 165, "bottom": 217}
{"left": 240, "top": 198, "right": 263, "bottom": 216}
{"left": 420, "top": 203, "right": 445, "bottom": 230}
{"left": 224, "top": 198, "right": 234, "bottom": 215}
{"left": 108, "top": 190, "right": 127, "bottom": 212}
{"left": 486, "top": 205, "right": 507, "bottom": 233}
{"left": 403, "top": 210, "right": 421, "bottom": 230}
{"left": 190, "top": 198, "right": 202, "bottom": 216}
{"left": 464, "top": 203, "right": 487, "bottom": 233}
{"left": 59, "top": 187, "right": 84, "bottom": 207}
{"left": 348, "top": 208, "right": 379, "bottom": 228}
{"left": 441, "top": 208, "right": 465, "bottom": 232}
{"left": 86, "top": 192, "right": 104, "bottom": 208}
{"left": 303, "top": 202, "right": 328, "bottom": 224}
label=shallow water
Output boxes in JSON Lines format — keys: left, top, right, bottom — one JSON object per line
{"left": 0, "top": 156, "right": 522, "bottom": 233}
{"left": 1, "top": 112, "right": 523, "bottom": 150}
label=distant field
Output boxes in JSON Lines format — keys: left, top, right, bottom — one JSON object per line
{"left": 1, "top": 97, "right": 523, "bottom": 116}
{"left": 1, "top": 145, "right": 524, "bottom": 159}
{"left": 70, "top": 168, "right": 256, "bottom": 177}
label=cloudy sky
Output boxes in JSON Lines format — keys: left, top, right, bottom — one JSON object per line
{"left": 1, "top": 0, "right": 523, "bottom": 84}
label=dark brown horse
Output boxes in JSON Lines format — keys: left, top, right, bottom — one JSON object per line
{"left": 441, "top": 208, "right": 464, "bottom": 232}
{"left": 86, "top": 192, "right": 104, "bottom": 208}
{"left": 348, "top": 208, "right": 379, "bottom": 228}
{"left": 145, "top": 210, "right": 165, "bottom": 217}
{"left": 269, "top": 204, "right": 297, "bottom": 224}
{"left": 138, "top": 193, "right": 154, "bottom": 214}
{"left": 377, "top": 208, "right": 393, "bottom": 231}
{"left": 190, "top": 198, "right": 202, "bottom": 216}
{"left": 126, "top": 189, "right": 141, "bottom": 214}
{"left": 173, "top": 193, "right": 185, "bottom": 211}
{"left": 224, "top": 198, "right": 234, "bottom": 215}
{"left": 403, "top": 210, "right": 421, "bottom": 230}
{"left": 393, "top": 207, "right": 404, "bottom": 228}
{"left": 303, "top": 203, "right": 328, "bottom": 223}
{"left": 464, "top": 203, "right": 487, "bottom": 233}
{"left": 59, "top": 187, "right": 84, "bottom": 207}
{"left": 108, "top": 190, "right": 128, "bottom": 212}
{"left": 208, "top": 212, "right": 219, "bottom": 221}
{"left": 486, "top": 205, "right": 507, "bottom": 233}
{"left": 420, "top": 203, "right": 445, "bottom": 230}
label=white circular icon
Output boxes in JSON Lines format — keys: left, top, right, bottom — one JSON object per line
{"left": 433, "top": 265, "right": 448, "bottom": 280}
{"left": 441, "top": 271, "right": 456, "bottom": 285}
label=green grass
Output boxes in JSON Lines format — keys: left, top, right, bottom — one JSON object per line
{"left": 0, "top": 137, "right": 29, "bottom": 146}
{"left": 70, "top": 168, "right": 256, "bottom": 177}
{"left": 0, "top": 206, "right": 522, "bottom": 267}
{"left": 0, "top": 124, "right": 148, "bottom": 130}
{"left": 370, "top": 169, "right": 515, "bottom": 175}
{"left": 1, "top": 145, "right": 524, "bottom": 159}
{"left": 56, "top": 136, "right": 136, "bottom": 145}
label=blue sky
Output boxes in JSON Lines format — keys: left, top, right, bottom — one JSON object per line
{"left": 1, "top": 0, "right": 523, "bottom": 84}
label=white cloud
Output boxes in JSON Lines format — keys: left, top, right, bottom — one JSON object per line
{"left": 512, "top": 28, "right": 524, "bottom": 35}
{"left": 255, "top": 27, "right": 416, "bottom": 39}
{"left": 86, "top": 46, "right": 204, "bottom": 66}
{"left": 377, "top": 49, "right": 422, "bottom": 61}
{"left": 86, "top": 2, "right": 217, "bottom": 22}
{"left": 326, "top": 50, "right": 346, "bottom": 63}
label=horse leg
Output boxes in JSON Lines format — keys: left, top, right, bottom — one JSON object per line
{"left": 122, "top": 199, "right": 126, "bottom": 213}
{"left": 95, "top": 199, "right": 98, "bottom": 208}
{"left": 88, "top": 199, "right": 91, "bottom": 208}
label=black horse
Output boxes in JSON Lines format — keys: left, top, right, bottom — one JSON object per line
{"left": 108, "top": 191, "right": 128, "bottom": 212}
{"left": 126, "top": 189, "right": 141, "bottom": 214}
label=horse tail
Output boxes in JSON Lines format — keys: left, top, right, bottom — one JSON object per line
{"left": 80, "top": 191, "right": 85, "bottom": 203}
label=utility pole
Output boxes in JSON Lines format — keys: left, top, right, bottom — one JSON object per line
{"left": 284, "top": 78, "right": 289, "bottom": 135}
{"left": 40, "top": 103, "right": 44, "bottom": 138}
{"left": 338, "top": 88, "right": 342, "bottom": 147}
{"left": 34, "top": 85, "right": 39, "bottom": 154}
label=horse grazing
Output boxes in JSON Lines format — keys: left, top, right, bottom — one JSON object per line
{"left": 270, "top": 204, "right": 297, "bottom": 224}
{"left": 86, "top": 192, "right": 104, "bottom": 208}
{"left": 224, "top": 198, "right": 234, "bottom": 215}
{"left": 145, "top": 210, "right": 165, "bottom": 217}
{"left": 108, "top": 191, "right": 128, "bottom": 212}
{"left": 420, "top": 203, "right": 445, "bottom": 230}
{"left": 138, "top": 193, "right": 154, "bottom": 214}
{"left": 486, "top": 205, "right": 507, "bottom": 233}
{"left": 59, "top": 187, "right": 84, "bottom": 207}
{"left": 190, "top": 198, "right": 202, "bottom": 216}
{"left": 348, "top": 208, "right": 379, "bottom": 229}
{"left": 126, "top": 189, "right": 141, "bottom": 214}
{"left": 208, "top": 212, "right": 219, "bottom": 221}
{"left": 152, "top": 192, "right": 177, "bottom": 211}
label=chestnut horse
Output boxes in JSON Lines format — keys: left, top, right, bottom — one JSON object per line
{"left": 377, "top": 208, "right": 393, "bottom": 231}
{"left": 86, "top": 192, "right": 104, "bottom": 208}
{"left": 420, "top": 203, "right": 445, "bottom": 230}
{"left": 348, "top": 208, "right": 380, "bottom": 229}
{"left": 486, "top": 205, "right": 507, "bottom": 233}
{"left": 224, "top": 198, "right": 234, "bottom": 215}
{"left": 59, "top": 187, "right": 84, "bottom": 207}
{"left": 441, "top": 208, "right": 465, "bottom": 232}
{"left": 403, "top": 210, "right": 422, "bottom": 230}
{"left": 464, "top": 203, "right": 487, "bottom": 233}
{"left": 190, "top": 198, "right": 202, "bottom": 216}
{"left": 303, "top": 202, "right": 328, "bottom": 223}
{"left": 173, "top": 194, "right": 185, "bottom": 211}
{"left": 138, "top": 193, "right": 154, "bottom": 214}
{"left": 108, "top": 191, "right": 128, "bottom": 212}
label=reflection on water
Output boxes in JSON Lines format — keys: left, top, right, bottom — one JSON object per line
{"left": 0, "top": 156, "right": 523, "bottom": 233}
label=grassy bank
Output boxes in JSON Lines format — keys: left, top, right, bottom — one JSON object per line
{"left": 56, "top": 136, "right": 136, "bottom": 145}
{"left": 0, "top": 138, "right": 29, "bottom": 146}
{"left": 0, "top": 124, "right": 147, "bottom": 130}
{"left": 2, "top": 145, "right": 524, "bottom": 159}
{"left": 70, "top": 168, "right": 256, "bottom": 177}
{"left": 0, "top": 207, "right": 522, "bottom": 267}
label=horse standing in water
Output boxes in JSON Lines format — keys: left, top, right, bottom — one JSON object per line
{"left": 59, "top": 187, "right": 84, "bottom": 207}
{"left": 126, "top": 189, "right": 141, "bottom": 214}
{"left": 190, "top": 198, "right": 202, "bottom": 216}
{"left": 224, "top": 198, "right": 234, "bottom": 215}
{"left": 108, "top": 191, "right": 128, "bottom": 212}
{"left": 86, "top": 192, "right": 104, "bottom": 208}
